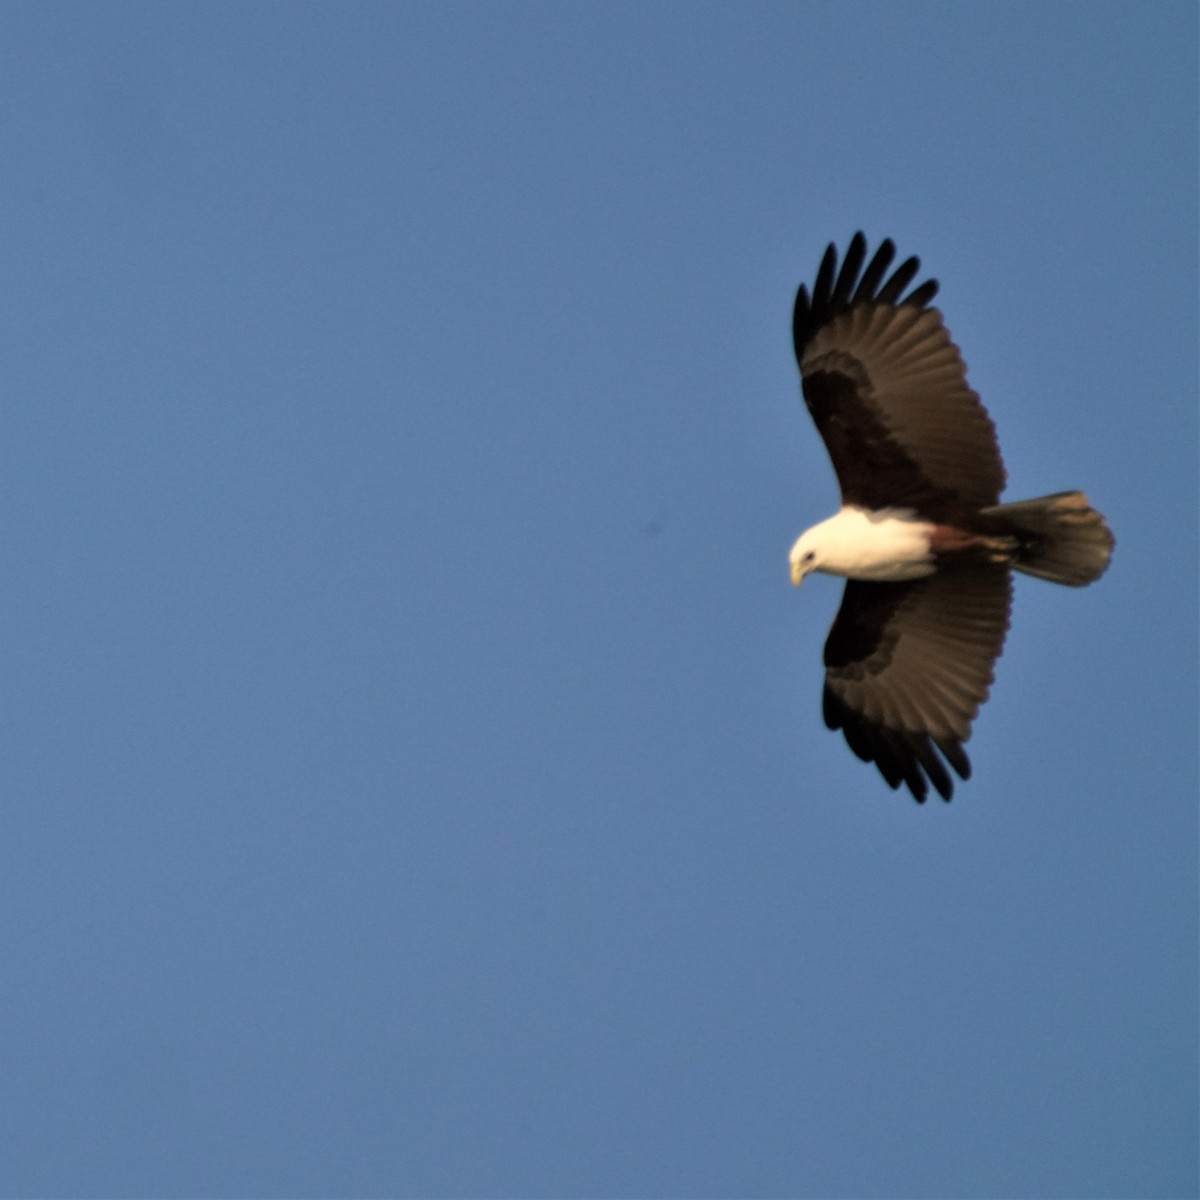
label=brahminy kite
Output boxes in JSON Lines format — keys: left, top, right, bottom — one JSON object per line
{"left": 790, "top": 233, "right": 1113, "bottom": 802}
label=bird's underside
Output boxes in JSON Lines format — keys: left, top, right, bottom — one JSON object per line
{"left": 788, "top": 234, "right": 1114, "bottom": 803}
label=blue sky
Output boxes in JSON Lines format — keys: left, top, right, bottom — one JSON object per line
{"left": 2, "top": 3, "right": 1196, "bottom": 1197}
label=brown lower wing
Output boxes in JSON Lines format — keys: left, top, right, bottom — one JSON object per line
{"left": 801, "top": 302, "right": 1006, "bottom": 512}
{"left": 822, "top": 568, "right": 1012, "bottom": 802}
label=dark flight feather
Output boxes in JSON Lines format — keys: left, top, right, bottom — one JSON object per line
{"left": 821, "top": 570, "right": 1011, "bottom": 802}
{"left": 793, "top": 233, "right": 1005, "bottom": 514}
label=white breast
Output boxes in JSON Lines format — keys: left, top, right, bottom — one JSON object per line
{"left": 801, "top": 506, "right": 936, "bottom": 581}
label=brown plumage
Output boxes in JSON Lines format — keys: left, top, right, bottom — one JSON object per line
{"left": 789, "top": 234, "right": 1114, "bottom": 802}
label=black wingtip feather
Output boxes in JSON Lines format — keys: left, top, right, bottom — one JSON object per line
{"left": 822, "top": 686, "right": 969, "bottom": 804}
{"left": 911, "top": 735, "right": 954, "bottom": 802}
{"left": 934, "top": 736, "right": 971, "bottom": 781}
{"left": 882, "top": 729, "right": 929, "bottom": 802}
{"left": 853, "top": 238, "right": 895, "bottom": 303}
{"left": 875, "top": 255, "right": 920, "bottom": 304}
{"left": 792, "top": 234, "right": 940, "bottom": 362}
{"left": 812, "top": 243, "right": 838, "bottom": 309}
{"left": 905, "top": 278, "right": 939, "bottom": 308}
{"left": 832, "top": 232, "right": 867, "bottom": 307}
{"left": 791, "top": 285, "right": 811, "bottom": 359}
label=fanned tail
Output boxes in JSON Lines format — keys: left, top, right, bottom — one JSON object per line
{"left": 982, "top": 491, "right": 1114, "bottom": 586}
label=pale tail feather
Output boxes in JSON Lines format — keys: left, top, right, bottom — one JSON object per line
{"left": 982, "top": 491, "right": 1114, "bottom": 586}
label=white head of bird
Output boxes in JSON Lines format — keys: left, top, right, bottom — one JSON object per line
{"left": 789, "top": 506, "right": 937, "bottom": 586}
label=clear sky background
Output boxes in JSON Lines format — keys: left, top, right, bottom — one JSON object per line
{"left": 2, "top": 4, "right": 1196, "bottom": 1198}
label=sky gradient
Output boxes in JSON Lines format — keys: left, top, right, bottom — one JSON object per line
{"left": 3, "top": 3, "right": 1197, "bottom": 1197}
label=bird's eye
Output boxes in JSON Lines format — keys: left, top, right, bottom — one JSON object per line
{"left": 803, "top": 551, "right": 815, "bottom": 564}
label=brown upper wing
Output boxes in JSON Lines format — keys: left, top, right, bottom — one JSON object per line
{"left": 793, "top": 234, "right": 1006, "bottom": 514}
{"left": 821, "top": 567, "right": 1012, "bottom": 802}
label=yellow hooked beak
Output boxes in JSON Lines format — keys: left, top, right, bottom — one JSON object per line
{"left": 790, "top": 559, "right": 804, "bottom": 587}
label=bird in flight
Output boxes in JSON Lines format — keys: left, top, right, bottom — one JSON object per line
{"left": 789, "top": 233, "right": 1113, "bottom": 802}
